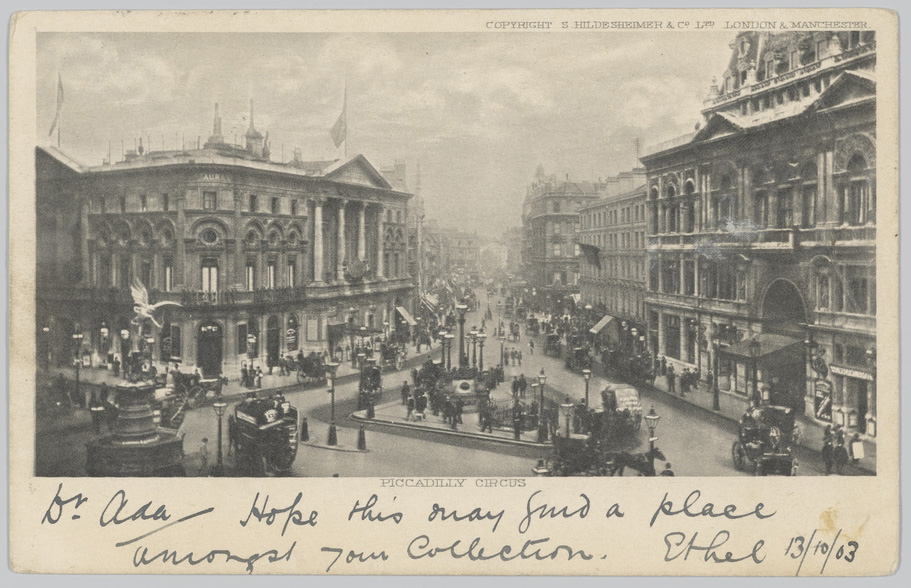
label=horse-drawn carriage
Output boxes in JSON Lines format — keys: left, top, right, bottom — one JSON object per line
{"left": 566, "top": 346, "right": 593, "bottom": 371}
{"left": 525, "top": 316, "right": 540, "bottom": 336}
{"left": 295, "top": 352, "right": 326, "bottom": 385}
{"left": 732, "top": 404, "right": 800, "bottom": 476}
{"left": 229, "top": 393, "right": 299, "bottom": 476}
{"left": 544, "top": 333, "right": 562, "bottom": 357}
{"left": 378, "top": 341, "right": 406, "bottom": 371}
{"left": 358, "top": 363, "right": 384, "bottom": 410}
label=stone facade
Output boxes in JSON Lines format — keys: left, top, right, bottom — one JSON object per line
{"left": 641, "top": 31, "right": 877, "bottom": 439}
{"left": 37, "top": 104, "right": 415, "bottom": 378}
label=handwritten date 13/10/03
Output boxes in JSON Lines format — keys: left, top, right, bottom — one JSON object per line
{"left": 784, "top": 529, "right": 859, "bottom": 576}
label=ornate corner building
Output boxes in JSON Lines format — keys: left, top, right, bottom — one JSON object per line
{"left": 521, "top": 166, "right": 601, "bottom": 307}
{"left": 641, "top": 31, "right": 877, "bottom": 439}
{"left": 37, "top": 102, "right": 415, "bottom": 377}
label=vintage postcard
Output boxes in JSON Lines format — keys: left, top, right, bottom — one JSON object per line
{"left": 8, "top": 8, "right": 900, "bottom": 575}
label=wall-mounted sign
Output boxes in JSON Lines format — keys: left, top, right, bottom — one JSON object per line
{"left": 830, "top": 364, "right": 875, "bottom": 381}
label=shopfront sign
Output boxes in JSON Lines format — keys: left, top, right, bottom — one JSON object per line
{"left": 814, "top": 379, "right": 832, "bottom": 422}
{"left": 830, "top": 364, "right": 875, "bottom": 381}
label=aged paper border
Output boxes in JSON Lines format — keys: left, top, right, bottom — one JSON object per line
{"left": 8, "top": 8, "right": 901, "bottom": 576}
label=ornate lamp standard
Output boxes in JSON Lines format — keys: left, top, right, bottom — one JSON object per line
{"left": 499, "top": 334, "right": 506, "bottom": 368}
{"left": 444, "top": 333, "right": 455, "bottom": 370}
{"left": 383, "top": 321, "right": 390, "bottom": 342}
{"left": 478, "top": 333, "right": 487, "bottom": 371}
{"left": 712, "top": 339, "right": 721, "bottom": 411}
{"left": 537, "top": 369, "right": 548, "bottom": 443}
{"left": 100, "top": 322, "right": 109, "bottom": 366}
{"left": 120, "top": 328, "right": 130, "bottom": 380}
{"left": 469, "top": 329, "right": 479, "bottom": 368}
{"left": 456, "top": 304, "right": 468, "bottom": 368}
{"left": 325, "top": 361, "right": 340, "bottom": 446}
{"left": 212, "top": 401, "right": 228, "bottom": 476}
{"left": 749, "top": 336, "right": 761, "bottom": 405}
{"left": 41, "top": 326, "right": 51, "bottom": 371}
{"left": 581, "top": 368, "right": 592, "bottom": 411}
{"left": 645, "top": 405, "right": 661, "bottom": 471}
{"left": 560, "top": 397, "right": 574, "bottom": 438}
{"left": 72, "top": 328, "right": 84, "bottom": 408}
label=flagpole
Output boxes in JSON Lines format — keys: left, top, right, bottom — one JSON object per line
{"left": 344, "top": 80, "right": 348, "bottom": 160}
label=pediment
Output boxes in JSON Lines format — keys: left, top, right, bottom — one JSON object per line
{"left": 693, "top": 113, "right": 743, "bottom": 144}
{"left": 814, "top": 71, "right": 876, "bottom": 111}
{"left": 324, "top": 155, "right": 393, "bottom": 190}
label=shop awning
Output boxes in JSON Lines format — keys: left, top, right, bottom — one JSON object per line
{"left": 590, "top": 314, "right": 616, "bottom": 335}
{"left": 723, "top": 333, "right": 802, "bottom": 359}
{"left": 422, "top": 294, "right": 438, "bottom": 313}
{"left": 396, "top": 306, "right": 417, "bottom": 326}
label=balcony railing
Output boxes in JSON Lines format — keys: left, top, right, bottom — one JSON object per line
{"left": 649, "top": 224, "right": 875, "bottom": 251}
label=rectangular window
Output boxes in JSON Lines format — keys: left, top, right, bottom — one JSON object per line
{"left": 245, "top": 260, "right": 256, "bottom": 291}
{"left": 552, "top": 244, "right": 561, "bottom": 257}
{"left": 201, "top": 258, "right": 218, "bottom": 293}
{"left": 140, "top": 260, "right": 152, "bottom": 289}
{"left": 140, "top": 194, "right": 148, "bottom": 212}
{"left": 249, "top": 194, "right": 259, "bottom": 212}
{"left": 287, "top": 258, "right": 296, "bottom": 287}
{"left": 203, "top": 191, "right": 217, "bottom": 210}
{"left": 100, "top": 197, "right": 107, "bottom": 213}
{"left": 163, "top": 258, "right": 173, "bottom": 291}
{"left": 271, "top": 197, "right": 280, "bottom": 214}
{"left": 267, "top": 261, "right": 276, "bottom": 289}
{"left": 306, "top": 318, "right": 320, "bottom": 341}
{"left": 665, "top": 315, "right": 681, "bottom": 360}
{"left": 846, "top": 267, "right": 869, "bottom": 314}
{"left": 162, "top": 193, "right": 169, "bottom": 212}
{"left": 291, "top": 200, "right": 298, "bottom": 216}
{"left": 777, "top": 188, "right": 793, "bottom": 227}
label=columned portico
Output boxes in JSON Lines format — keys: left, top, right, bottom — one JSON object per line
{"left": 312, "top": 197, "right": 324, "bottom": 283}
{"left": 357, "top": 204, "right": 367, "bottom": 261}
{"left": 337, "top": 199, "right": 347, "bottom": 281}
{"left": 376, "top": 205, "right": 385, "bottom": 278}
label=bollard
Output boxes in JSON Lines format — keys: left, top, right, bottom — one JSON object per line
{"left": 299, "top": 416, "right": 309, "bottom": 442}
{"left": 367, "top": 402, "right": 375, "bottom": 419}
{"left": 357, "top": 425, "right": 367, "bottom": 450}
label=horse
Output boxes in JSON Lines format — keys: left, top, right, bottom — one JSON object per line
{"left": 605, "top": 447, "right": 667, "bottom": 477}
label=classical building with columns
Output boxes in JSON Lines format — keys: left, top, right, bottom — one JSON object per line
{"left": 642, "top": 30, "right": 877, "bottom": 440}
{"left": 36, "top": 102, "right": 414, "bottom": 378}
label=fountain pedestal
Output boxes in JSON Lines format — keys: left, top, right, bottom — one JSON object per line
{"left": 86, "top": 382, "right": 184, "bottom": 476}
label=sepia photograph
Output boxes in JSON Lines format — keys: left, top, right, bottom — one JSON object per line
{"left": 9, "top": 7, "right": 902, "bottom": 576}
{"left": 32, "top": 26, "right": 881, "bottom": 480}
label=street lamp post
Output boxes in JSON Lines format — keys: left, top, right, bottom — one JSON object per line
{"left": 438, "top": 330, "right": 447, "bottom": 364}
{"left": 445, "top": 334, "right": 455, "bottom": 370}
{"left": 41, "top": 326, "right": 51, "bottom": 371}
{"left": 582, "top": 368, "right": 592, "bottom": 415}
{"left": 537, "top": 370, "right": 548, "bottom": 443}
{"left": 749, "top": 337, "right": 761, "bottom": 405}
{"left": 712, "top": 341, "right": 721, "bottom": 411}
{"left": 560, "top": 397, "right": 574, "bottom": 439}
{"left": 645, "top": 405, "right": 661, "bottom": 471}
{"left": 99, "top": 323, "right": 109, "bottom": 366}
{"left": 72, "top": 329, "right": 84, "bottom": 408}
{"left": 120, "top": 328, "right": 130, "bottom": 380}
{"left": 456, "top": 304, "right": 468, "bottom": 368}
{"left": 470, "top": 329, "right": 478, "bottom": 368}
{"left": 325, "top": 362, "right": 340, "bottom": 446}
{"left": 499, "top": 334, "right": 506, "bottom": 368}
{"left": 212, "top": 401, "right": 228, "bottom": 476}
{"left": 478, "top": 333, "right": 487, "bottom": 372}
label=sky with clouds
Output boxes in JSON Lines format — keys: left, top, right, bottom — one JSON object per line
{"left": 37, "top": 32, "right": 735, "bottom": 235}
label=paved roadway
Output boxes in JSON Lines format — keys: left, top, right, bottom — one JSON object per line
{"left": 37, "top": 287, "right": 833, "bottom": 477}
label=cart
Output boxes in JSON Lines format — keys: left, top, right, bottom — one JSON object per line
{"left": 229, "top": 393, "right": 299, "bottom": 476}
{"left": 731, "top": 405, "right": 799, "bottom": 476}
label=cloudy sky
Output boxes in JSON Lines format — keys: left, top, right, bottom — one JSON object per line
{"left": 37, "top": 32, "right": 735, "bottom": 234}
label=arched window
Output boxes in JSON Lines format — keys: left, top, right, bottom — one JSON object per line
{"left": 665, "top": 184, "right": 678, "bottom": 233}
{"left": 753, "top": 169, "right": 769, "bottom": 229}
{"left": 842, "top": 155, "right": 872, "bottom": 226}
